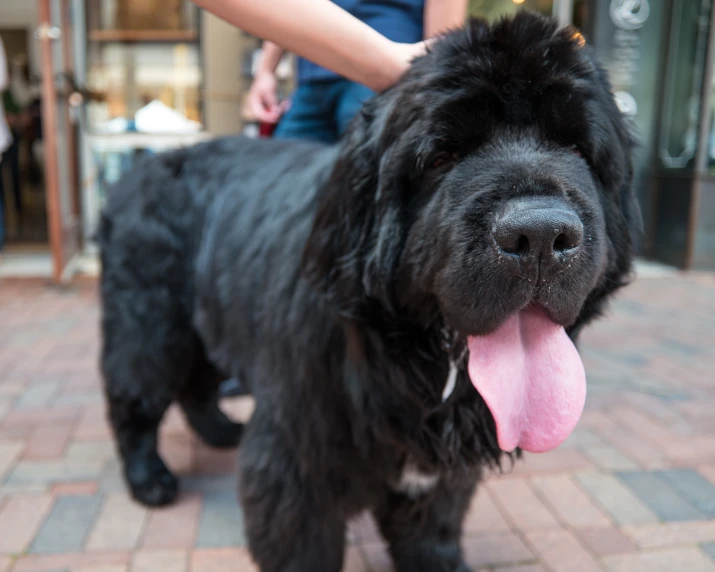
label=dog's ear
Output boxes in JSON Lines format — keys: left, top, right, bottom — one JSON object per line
{"left": 302, "top": 98, "right": 406, "bottom": 316}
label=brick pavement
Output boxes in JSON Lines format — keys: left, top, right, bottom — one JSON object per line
{"left": 0, "top": 270, "right": 714, "bottom": 571}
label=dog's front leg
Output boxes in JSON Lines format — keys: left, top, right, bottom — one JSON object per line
{"left": 238, "top": 414, "right": 346, "bottom": 572}
{"left": 375, "top": 477, "right": 477, "bottom": 572}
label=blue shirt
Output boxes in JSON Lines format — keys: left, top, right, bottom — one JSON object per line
{"left": 297, "top": 0, "right": 425, "bottom": 84}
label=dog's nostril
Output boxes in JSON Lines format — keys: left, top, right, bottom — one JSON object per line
{"left": 510, "top": 235, "right": 530, "bottom": 255}
{"left": 553, "top": 232, "right": 575, "bottom": 252}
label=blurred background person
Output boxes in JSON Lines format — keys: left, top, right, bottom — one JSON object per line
{"left": 247, "top": 0, "right": 468, "bottom": 143}
{"left": 0, "top": 36, "right": 13, "bottom": 254}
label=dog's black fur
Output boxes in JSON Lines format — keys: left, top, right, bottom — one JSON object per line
{"left": 99, "top": 13, "right": 640, "bottom": 572}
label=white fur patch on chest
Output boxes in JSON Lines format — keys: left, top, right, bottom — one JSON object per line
{"left": 391, "top": 462, "right": 439, "bottom": 498}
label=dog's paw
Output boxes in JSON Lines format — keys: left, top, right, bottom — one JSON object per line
{"left": 126, "top": 456, "right": 179, "bottom": 506}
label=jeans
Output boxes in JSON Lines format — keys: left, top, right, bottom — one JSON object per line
{"left": 274, "top": 79, "right": 375, "bottom": 144}
{"left": 0, "top": 130, "right": 22, "bottom": 251}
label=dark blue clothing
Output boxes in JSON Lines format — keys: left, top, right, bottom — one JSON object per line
{"left": 274, "top": 79, "right": 374, "bottom": 144}
{"left": 297, "top": 0, "right": 425, "bottom": 84}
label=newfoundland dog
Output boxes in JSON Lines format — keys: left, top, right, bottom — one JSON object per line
{"left": 99, "top": 12, "right": 640, "bottom": 572}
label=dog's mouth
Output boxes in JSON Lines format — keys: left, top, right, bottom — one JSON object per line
{"left": 457, "top": 305, "right": 586, "bottom": 454}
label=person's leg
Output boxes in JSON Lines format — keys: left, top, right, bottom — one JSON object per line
{"left": 274, "top": 82, "right": 339, "bottom": 144}
{"left": 335, "top": 81, "right": 375, "bottom": 137}
{"left": 0, "top": 158, "right": 5, "bottom": 252}
{"left": 8, "top": 132, "right": 21, "bottom": 217}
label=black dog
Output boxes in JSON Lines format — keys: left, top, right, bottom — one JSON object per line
{"left": 99, "top": 13, "right": 640, "bottom": 572}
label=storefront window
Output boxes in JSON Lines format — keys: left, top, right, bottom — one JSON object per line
{"left": 85, "top": 0, "right": 203, "bottom": 135}
{"left": 658, "top": 0, "right": 711, "bottom": 170}
{"left": 468, "top": 0, "right": 554, "bottom": 21}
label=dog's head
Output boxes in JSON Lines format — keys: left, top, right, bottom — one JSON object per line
{"left": 303, "top": 13, "right": 641, "bottom": 456}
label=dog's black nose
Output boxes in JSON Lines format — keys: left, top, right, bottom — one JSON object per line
{"left": 493, "top": 198, "right": 583, "bottom": 265}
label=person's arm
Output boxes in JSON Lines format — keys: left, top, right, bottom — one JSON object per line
{"left": 247, "top": 41, "right": 290, "bottom": 123}
{"left": 257, "top": 41, "right": 285, "bottom": 76}
{"left": 423, "top": 0, "right": 468, "bottom": 39}
{"left": 192, "top": 0, "right": 426, "bottom": 91}
{"left": 0, "top": 39, "right": 9, "bottom": 93}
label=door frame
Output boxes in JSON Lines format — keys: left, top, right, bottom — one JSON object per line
{"left": 38, "top": 0, "right": 81, "bottom": 283}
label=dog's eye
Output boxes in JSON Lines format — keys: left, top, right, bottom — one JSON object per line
{"left": 428, "top": 151, "right": 459, "bottom": 171}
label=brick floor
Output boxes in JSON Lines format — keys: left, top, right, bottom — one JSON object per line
{"left": 0, "top": 270, "right": 713, "bottom": 571}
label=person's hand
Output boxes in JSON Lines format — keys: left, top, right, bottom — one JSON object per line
{"left": 374, "top": 39, "right": 433, "bottom": 92}
{"left": 247, "top": 70, "right": 290, "bottom": 124}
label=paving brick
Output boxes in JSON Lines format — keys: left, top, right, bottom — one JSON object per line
{"left": 159, "top": 407, "right": 190, "bottom": 438}
{"left": 158, "top": 438, "right": 194, "bottom": 475}
{"left": 0, "top": 441, "right": 24, "bottom": 479}
{"left": 494, "top": 566, "right": 545, "bottom": 572}
{"left": 98, "top": 461, "right": 125, "bottom": 494}
{"left": 0, "top": 380, "right": 26, "bottom": 398}
{"left": 51, "top": 482, "right": 99, "bottom": 496}
{"left": 344, "top": 547, "right": 368, "bottom": 572}
{"left": 617, "top": 471, "right": 703, "bottom": 521}
{"left": 12, "top": 552, "right": 130, "bottom": 572}
{"left": 1, "top": 406, "right": 79, "bottom": 429}
{"left": 130, "top": 550, "right": 187, "bottom": 572}
{"left": 462, "top": 532, "right": 534, "bottom": 568}
{"left": 574, "top": 471, "right": 659, "bottom": 525}
{"left": 530, "top": 475, "right": 611, "bottom": 528}
{"left": 583, "top": 445, "right": 639, "bottom": 471}
{"left": 86, "top": 493, "right": 148, "bottom": 552}
{"left": 195, "top": 490, "right": 245, "bottom": 548}
{"left": 463, "top": 489, "right": 511, "bottom": 534}
{"left": 486, "top": 479, "right": 560, "bottom": 530}
{"left": 188, "top": 548, "right": 258, "bottom": 572}
{"left": 141, "top": 495, "right": 202, "bottom": 549}
{"left": 362, "top": 542, "right": 393, "bottom": 572}
{"left": 6, "top": 460, "right": 105, "bottom": 486}
{"left": 700, "top": 465, "right": 715, "bottom": 486}
{"left": 654, "top": 469, "right": 715, "bottom": 517}
{"left": 30, "top": 495, "right": 104, "bottom": 554}
{"left": 349, "top": 513, "right": 383, "bottom": 545}
{"left": 72, "top": 414, "right": 112, "bottom": 441}
{"left": 525, "top": 528, "right": 601, "bottom": 572}
{"left": 72, "top": 566, "right": 126, "bottom": 572}
{"left": 0, "top": 494, "right": 54, "bottom": 553}
{"left": 702, "top": 543, "right": 715, "bottom": 561}
{"left": 561, "top": 427, "right": 607, "bottom": 449}
{"left": 509, "top": 450, "right": 593, "bottom": 476}
{"left": 15, "top": 382, "right": 61, "bottom": 408}
{"left": 64, "top": 441, "right": 117, "bottom": 464}
{"left": 596, "top": 424, "right": 668, "bottom": 469}
{"left": 193, "top": 446, "right": 236, "bottom": 476}
{"left": 575, "top": 526, "right": 638, "bottom": 556}
{"left": 602, "top": 547, "right": 715, "bottom": 571}
{"left": 623, "top": 521, "right": 715, "bottom": 548}
{"left": 23, "top": 424, "right": 73, "bottom": 460}
{"left": 181, "top": 474, "right": 235, "bottom": 495}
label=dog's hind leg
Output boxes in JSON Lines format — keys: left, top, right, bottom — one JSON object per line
{"left": 177, "top": 341, "right": 243, "bottom": 449}
{"left": 101, "top": 289, "right": 196, "bottom": 507}
{"left": 375, "top": 478, "right": 477, "bottom": 572}
{"left": 238, "top": 411, "right": 346, "bottom": 572}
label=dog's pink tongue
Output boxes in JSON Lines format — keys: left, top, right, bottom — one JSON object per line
{"left": 467, "top": 308, "right": 586, "bottom": 453}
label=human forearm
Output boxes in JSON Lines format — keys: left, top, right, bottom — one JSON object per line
{"left": 257, "top": 41, "right": 285, "bottom": 76}
{"left": 192, "top": 0, "right": 417, "bottom": 91}
{"left": 424, "top": 0, "right": 468, "bottom": 39}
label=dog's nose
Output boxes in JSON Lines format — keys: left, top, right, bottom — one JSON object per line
{"left": 493, "top": 198, "right": 583, "bottom": 266}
